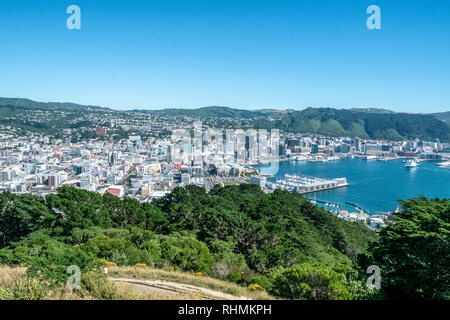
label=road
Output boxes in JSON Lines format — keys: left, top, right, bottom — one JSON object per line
{"left": 111, "top": 277, "right": 250, "bottom": 300}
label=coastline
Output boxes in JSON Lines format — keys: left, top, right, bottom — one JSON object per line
{"left": 255, "top": 157, "right": 450, "bottom": 214}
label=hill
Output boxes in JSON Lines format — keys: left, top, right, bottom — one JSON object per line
{"left": 349, "top": 108, "right": 396, "bottom": 114}
{"left": 143, "top": 106, "right": 278, "bottom": 119}
{"left": 1, "top": 97, "right": 449, "bottom": 141}
{"left": 0, "top": 265, "right": 272, "bottom": 300}
{"left": 0, "top": 97, "right": 110, "bottom": 111}
{"left": 433, "top": 111, "right": 450, "bottom": 124}
{"left": 0, "top": 185, "right": 447, "bottom": 300}
{"left": 256, "top": 107, "right": 450, "bottom": 141}
{"left": 0, "top": 184, "right": 377, "bottom": 300}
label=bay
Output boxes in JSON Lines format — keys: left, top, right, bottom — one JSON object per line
{"left": 257, "top": 158, "right": 450, "bottom": 214}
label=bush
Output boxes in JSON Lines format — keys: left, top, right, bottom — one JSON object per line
{"left": 81, "top": 270, "right": 118, "bottom": 300}
{"left": 82, "top": 235, "right": 130, "bottom": 258}
{"left": 99, "top": 259, "right": 117, "bottom": 267}
{"left": 267, "top": 263, "right": 352, "bottom": 300}
{"left": 208, "top": 239, "right": 249, "bottom": 282}
{"left": 108, "top": 250, "right": 129, "bottom": 266}
{"left": 248, "top": 283, "right": 265, "bottom": 291}
{"left": 0, "top": 275, "right": 50, "bottom": 300}
{"left": 0, "top": 237, "right": 99, "bottom": 283}
{"left": 159, "top": 233, "right": 214, "bottom": 273}
{"left": 142, "top": 240, "right": 162, "bottom": 266}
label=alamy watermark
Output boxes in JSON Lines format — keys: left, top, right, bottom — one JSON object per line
{"left": 66, "top": 5, "right": 81, "bottom": 30}
{"left": 367, "top": 5, "right": 381, "bottom": 30}
{"left": 366, "top": 265, "right": 381, "bottom": 290}
{"left": 66, "top": 265, "right": 81, "bottom": 290}
{"left": 170, "top": 121, "right": 280, "bottom": 176}
{"left": 66, "top": 5, "right": 381, "bottom": 31}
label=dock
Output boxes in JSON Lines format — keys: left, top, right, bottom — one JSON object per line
{"left": 345, "top": 202, "right": 371, "bottom": 215}
{"left": 306, "top": 198, "right": 341, "bottom": 208}
{"left": 268, "top": 174, "right": 349, "bottom": 194}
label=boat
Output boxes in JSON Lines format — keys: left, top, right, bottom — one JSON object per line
{"left": 405, "top": 159, "right": 420, "bottom": 168}
{"left": 437, "top": 161, "right": 450, "bottom": 169}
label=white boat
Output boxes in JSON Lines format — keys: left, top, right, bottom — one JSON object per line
{"left": 405, "top": 159, "right": 420, "bottom": 168}
{"left": 437, "top": 161, "right": 450, "bottom": 169}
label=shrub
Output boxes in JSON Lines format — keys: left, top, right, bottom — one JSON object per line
{"left": 99, "top": 259, "right": 117, "bottom": 267}
{"left": 159, "top": 234, "right": 214, "bottom": 273}
{"left": 81, "top": 270, "right": 118, "bottom": 300}
{"left": 0, "top": 237, "right": 99, "bottom": 283}
{"left": 248, "top": 283, "right": 265, "bottom": 291}
{"left": 108, "top": 250, "right": 129, "bottom": 266}
{"left": 267, "top": 263, "right": 352, "bottom": 300}
{"left": 0, "top": 275, "right": 50, "bottom": 300}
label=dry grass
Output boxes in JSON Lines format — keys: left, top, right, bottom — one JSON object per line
{"left": 109, "top": 266, "right": 274, "bottom": 300}
{"left": 114, "top": 282, "right": 204, "bottom": 300}
{"left": 0, "top": 266, "right": 27, "bottom": 287}
{"left": 0, "top": 265, "right": 86, "bottom": 300}
{"left": 0, "top": 265, "right": 274, "bottom": 300}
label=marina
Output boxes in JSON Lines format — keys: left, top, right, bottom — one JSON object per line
{"left": 306, "top": 198, "right": 341, "bottom": 208}
{"left": 267, "top": 174, "right": 349, "bottom": 194}
{"left": 257, "top": 158, "right": 450, "bottom": 214}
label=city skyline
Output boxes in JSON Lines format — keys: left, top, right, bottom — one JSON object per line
{"left": 1, "top": 0, "right": 450, "bottom": 112}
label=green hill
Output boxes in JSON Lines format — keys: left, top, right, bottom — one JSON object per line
{"left": 0, "top": 97, "right": 110, "bottom": 111}
{"left": 433, "top": 111, "right": 450, "bottom": 124}
{"left": 263, "top": 107, "right": 450, "bottom": 141}
{"left": 144, "top": 106, "right": 272, "bottom": 119}
{"left": 1, "top": 97, "right": 449, "bottom": 141}
{"left": 0, "top": 185, "right": 376, "bottom": 300}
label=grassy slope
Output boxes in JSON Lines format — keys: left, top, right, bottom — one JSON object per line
{"left": 0, "top": 266, "right": 273, "bottom": 300}
{"left": 109, "top": 266, "right": 273, "bottom": 300}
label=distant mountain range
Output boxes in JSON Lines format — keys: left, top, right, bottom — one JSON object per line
{"left": 0, "top": 97, "right": 449, "bottom": 141}
{"left": 138, "top": 106, "right": 291, "bottom": 119}
{"left": 0, "top": 97, "right": 109, "bottom": 111}
{"left": 348, "top": 108, "right": 396, "bottom": 114}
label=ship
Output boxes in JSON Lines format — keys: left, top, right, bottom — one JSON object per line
{"left": 437, "top": 161, "right": 450, "bottom": 169}
{"left": 405, "top": 159, "right": 420, "bottom": 168}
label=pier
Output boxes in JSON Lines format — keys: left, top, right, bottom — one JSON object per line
{"left": 269, "top": 174, "right": 349, "bottom": 194}
{"left": 306, "top": 198, "right": 341, "bottom": 208}
{"left": 345, "top": 202, "right": 371, "bottom": 215}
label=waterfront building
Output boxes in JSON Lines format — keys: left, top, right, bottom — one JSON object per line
{"left": 250, "top": 175, "right": 267, "bottom": 189}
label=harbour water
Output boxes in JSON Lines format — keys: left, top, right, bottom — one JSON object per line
{"left": 257, "top": 158, "right": 450, "bottom": 214}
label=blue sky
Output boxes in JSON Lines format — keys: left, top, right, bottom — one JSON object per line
{"left": 0, "top": 0, "right": 449, "bottom": 112}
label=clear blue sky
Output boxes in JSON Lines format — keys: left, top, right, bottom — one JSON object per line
{"left": 0, "top": 0, "right": 449, "bottom": 112}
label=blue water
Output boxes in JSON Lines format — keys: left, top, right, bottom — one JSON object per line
{"left": 257, "top": 159, "right": 450, "bottom": 214}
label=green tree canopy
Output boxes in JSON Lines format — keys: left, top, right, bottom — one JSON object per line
{"left": 367, "top": 196, "right": 450, "bottom": 300}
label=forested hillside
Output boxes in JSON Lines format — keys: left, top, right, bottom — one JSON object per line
{"left": 1, "top": 97, "right": 449, "bottom": 142}
{"left": 0, "top": 184, "right": 377, "bottom": 299}
{"left": 433, "top": 111, "right": 450, "bottom": 124}
{"left": 144, "top": 106, "right": 266, "bottom": 119}
{"left": 0, "top": 185, "right": 448, "bottom": 300}
{"left": 254, "top": 108, "right": 450, "bottom": 141}
{"left": 0, "top": 97, "right": 108, "bottom": 111}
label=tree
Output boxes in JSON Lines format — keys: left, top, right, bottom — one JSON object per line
{"left": 159, "top": 233, "right": 214, "bottom": 273}
{"left": 368, "top": 197, "right": 450, "bottom": 300}
{"left": 266, "top": 263, "right": 352, "bottom": 300}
